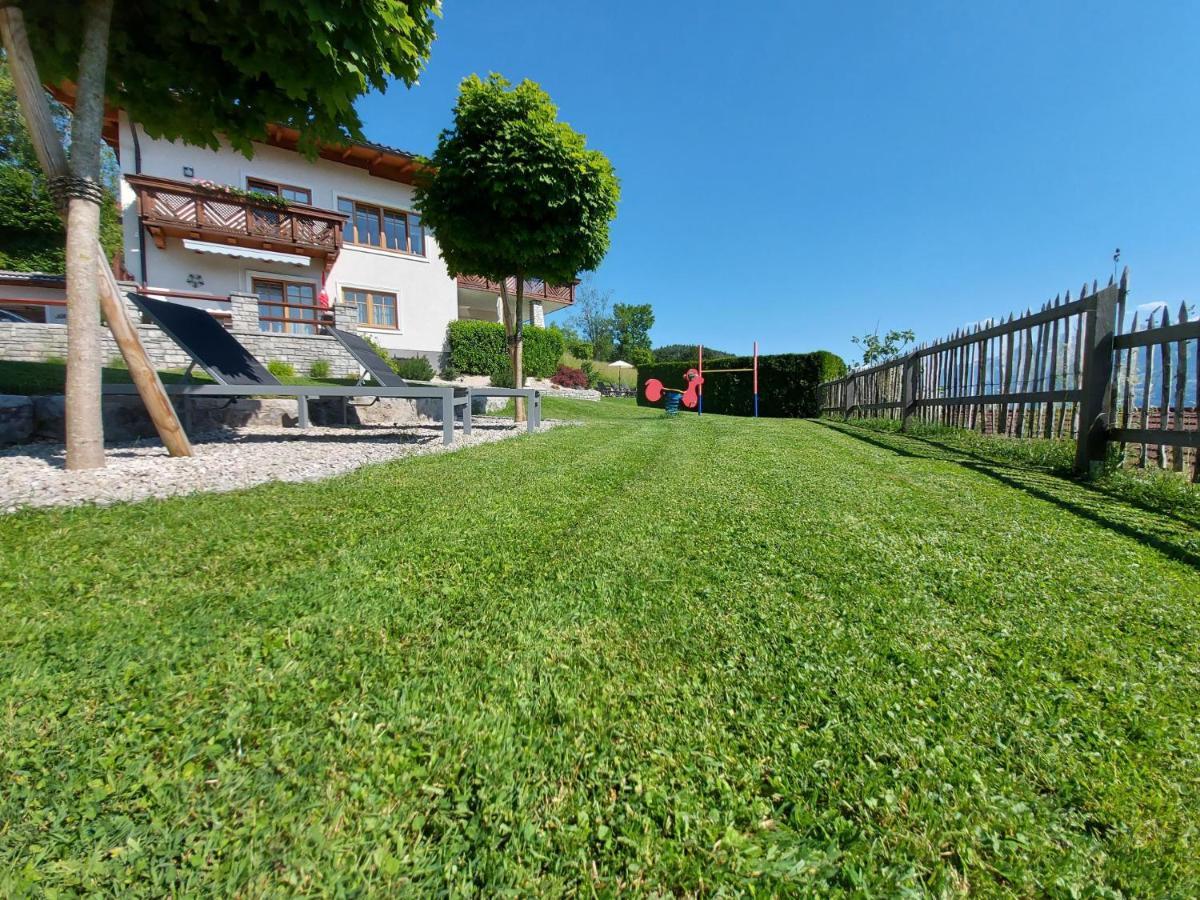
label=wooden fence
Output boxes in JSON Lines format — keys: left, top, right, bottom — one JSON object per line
{"left": 819, "top": 269, "right": 1199, "bottom": 480}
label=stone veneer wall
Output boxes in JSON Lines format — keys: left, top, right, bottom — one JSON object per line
{"left": 0, "top": 287, "right": 452, "bottom": 377}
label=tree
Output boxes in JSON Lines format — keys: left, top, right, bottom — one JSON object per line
{"left": 652, "top": 343, "right": 734, "bottom": 362}
{"left": 4, "top": 1, "right": 439, "bottom": 468}
{"left": 627, "top": 346, "right": 654, "bottom": 368}
{"left": 0, "top": 54, "right": 122, "bottom": 273}
{"left": 611, "top": 302, "right": 654, "bottom": 360}
{"left": 850, "top": 328, "right": 915, "bottom": 369}
{"left": 416, "top": 74, "right": 619, "bottom": 420}
{"left": 569, "top": 279, "right": 615, "bottom": 361}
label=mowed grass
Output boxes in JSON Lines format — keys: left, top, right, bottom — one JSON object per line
{"left": 2, "top": 399, "right": 1198, "bottom": 895}
{"left": 0, "top": 359, "right": 356, "bottom": 395}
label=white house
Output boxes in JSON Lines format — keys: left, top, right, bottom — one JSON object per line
{"left": 0, "top": 94, "right": 575, "bottom": 372}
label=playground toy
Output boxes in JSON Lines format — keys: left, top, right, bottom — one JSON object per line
{"left": 642, "top": 342, "right": 760, "bottom": 416}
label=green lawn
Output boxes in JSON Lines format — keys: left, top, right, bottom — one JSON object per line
{"left": 2, "top": 400, "right": 1198, "bottom": 894}
{"left": 562, "top": 353, "right": 638, "bottom": 387}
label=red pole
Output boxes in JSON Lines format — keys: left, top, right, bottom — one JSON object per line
{"left": 753, "top": 340, "right": 759, "bottom": 418}
{"left": 697, "top": 344, "right": 703, "bottom": 416}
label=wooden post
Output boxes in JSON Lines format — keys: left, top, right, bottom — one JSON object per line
{"left": 0, "top": 6, "right": 192, "bottom": 458}
{"left": 1073, "top": 282, "right": 1119, "bottom": 476}
{"left": 901, "top": 352, "right": 918, "bottom": 431}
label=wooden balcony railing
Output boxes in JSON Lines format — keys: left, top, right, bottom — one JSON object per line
{"left": 125, "top": 174, "right": 346, "bottom": 262}
{"left": 456, "top": 274, "right": 575, "bottom": 304}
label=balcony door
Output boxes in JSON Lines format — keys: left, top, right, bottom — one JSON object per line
{"left": 253, "top": 277, "right": 319, "bottom": 335}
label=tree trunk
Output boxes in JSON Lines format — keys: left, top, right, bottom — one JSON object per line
{"left": 512, "top": 273, "right": 526, "bottom": 423}
{"left": 60, "top": 0, "right": 114, "bottom": 469}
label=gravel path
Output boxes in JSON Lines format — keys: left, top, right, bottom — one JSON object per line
{"left": 1, "top": 418, "right": 562, "bottom": 514}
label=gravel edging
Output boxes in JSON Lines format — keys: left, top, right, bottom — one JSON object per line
{"left": 1, "top": 417, "right": 565, "bottom": 514}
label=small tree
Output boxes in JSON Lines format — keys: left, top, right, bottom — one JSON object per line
{"left": 4, "top": 0, "right": 439, "bottom": 468}
{"left": 612, "top": 302, "right": 654, "bottom": 360}
{"left": 850, "top": 328, "right": 915, "bottom": 369}
{"left": 416, "top": 74, "right": 619, "bottom": 421}
{"left": 570, "top": 279, "right": 615, "bottom": 361}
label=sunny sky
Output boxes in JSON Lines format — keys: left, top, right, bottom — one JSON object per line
{"left": 357, "top": 1, "right": 1200, "bottom": 363}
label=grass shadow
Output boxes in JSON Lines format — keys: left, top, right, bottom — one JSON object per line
{"left": 817, "top": 420, "right": 1200, "bottom": 570}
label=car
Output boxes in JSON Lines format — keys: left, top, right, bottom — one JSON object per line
{"left": 0, "top": 309, "right": 35, "bottom": 323}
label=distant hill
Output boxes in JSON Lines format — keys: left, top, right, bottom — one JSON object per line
{"left": 652, "top": 344, "right": 734, "bottom": 362}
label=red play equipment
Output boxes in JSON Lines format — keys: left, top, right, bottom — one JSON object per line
{"left": 642, "top": 342, "right": 760, "bottom": 416}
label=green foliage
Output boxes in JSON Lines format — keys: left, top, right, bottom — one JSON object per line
{"left": 569, "top": 282, "right": 615, "bottom": 361}
{"left": 447, "top": 320, "right": 563, "bottom": 379}
{"left": 627, "top": 347, "right": 654, "bottom": 368}
{"left": 813, "top": 349, "right": 848, "bottom": 383}
{"left": 611, "top": 302, "right": 654, "bottom": 358}
{"left": 653, "top": 344, "right": 734, "bottom": 362}
{"left": 577, "top": 358, "right": 598, "bottom": 388}
{"left": 390, "top": 356, "right": 436, "bottom": 382}
{"left": 20, "top": 2, "right": 439, "bottom": 157}
{"left": 637, "top": 352, "right": 840, "bottom": 417}
{"left": 308, "top": 359, "right": 331, "bottom": 379}
{"left": 851, "top": 328, "right": 916, "bottom": 368}
{"left": 565, "top": 338, "right": 594, "bottom": 360}
{"left": 1, "top": 404, "right": 1197, "bottom": 894}
{"left": 415, "top": 73, "right": 619, "bottom": 286}
{"left": 0, "top": 57, "right": 123, "bottom": 272}
{"left": 0, "top": 360, "right": 356, "bottom": 396}
{"left": 266, "top": 359, "right": 296, "bottom": 378}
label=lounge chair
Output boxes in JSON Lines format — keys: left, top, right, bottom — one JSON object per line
{"left": 324, "top": 325, "right": 542, "bottom": 431}
{"left": 104, "top": 294, "right": 470, "bottom": 444}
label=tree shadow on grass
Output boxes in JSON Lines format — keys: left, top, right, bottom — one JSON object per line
{"left": 816, "top": 420, "right": 1200, "bottom": 570}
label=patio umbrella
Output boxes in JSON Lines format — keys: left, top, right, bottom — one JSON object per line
{"left": 610, "top": 360, "right": 634, "bottom": 388}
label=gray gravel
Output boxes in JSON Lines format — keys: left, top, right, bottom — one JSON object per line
{"left": 1, "top": 418, "right": 562, "bottom": 514}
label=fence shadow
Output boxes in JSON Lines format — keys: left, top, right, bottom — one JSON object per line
{"left": 816, "top": 420, "right": 1200, "bottom": 570}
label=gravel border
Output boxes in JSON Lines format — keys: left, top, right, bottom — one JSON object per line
{"left": 1, "top": 418, "right": 563, "bottom": 514}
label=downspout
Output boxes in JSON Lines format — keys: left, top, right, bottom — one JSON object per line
{"left": 130, "top": 119, "right": 148, "bottom": 285}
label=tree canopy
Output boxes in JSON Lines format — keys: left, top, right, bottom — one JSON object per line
{"left": 850, "top": 328, "right": 916, "bottom": 368}
{"left": 612, "top": 302, "right": 654, "bottom": 358}
{"left": 414, "top": 73, "right": 619, "bottom": 285}
{"left": 18, "top": 0, "right": 440, "bottom": 155}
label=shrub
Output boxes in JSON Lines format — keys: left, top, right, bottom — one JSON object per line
{"left": 441, "top": 364, "right": 460, "bottom": 380}
{"left": 578, "top": 359, "right": 599, "bottom": 388}
{"left": 550, "top": 364, "right": 589, "bottom": 388}
{"left": 447, "top": 320, "right": 565, "bottom": 379}
{"left": 566, "top": 338, "right": 593, "bottom": 360}
{"left": 490, "top": 362, "right": 515, "bottom": 388}
{"left": 308, "top": 359, "right": 331, "bottom": 379}
{"left": 636, "top": 351, "right": 846, "bottom": 418}
{"left": 628, "top": 347, "right": 654, "bottom": 367}
{"left": 390, "top": 356, "right": 436, "bottom": 382}
{"left": 267, "top": 359, "right": 295, "bottom": 378}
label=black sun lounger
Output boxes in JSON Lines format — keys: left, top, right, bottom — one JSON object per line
{"left": 104, "top": 294, "right": 470, "bottom": 444}
{"left": 325, "top": 325, "right": 541, "bottom": 430}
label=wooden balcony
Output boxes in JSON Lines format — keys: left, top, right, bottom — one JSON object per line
{"left": 456, "top": 274, "right": 575, "bottom": 305}
{"left": 126, "top": 174, "right": 346, "bottom": 264}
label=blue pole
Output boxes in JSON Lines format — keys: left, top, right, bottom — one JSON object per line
{"left": 754, "top": 392, "right": 759, "bottom": 418}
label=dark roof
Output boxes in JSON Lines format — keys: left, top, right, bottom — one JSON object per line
{"left": 0, "top": 271, "right": 66, "bottom": 287}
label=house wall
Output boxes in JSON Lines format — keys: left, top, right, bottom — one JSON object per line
{"left": 117, "top": 114, "right": 459, "bottom": 366}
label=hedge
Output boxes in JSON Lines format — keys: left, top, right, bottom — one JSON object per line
{"left": 447, "top": 320, "right": 565, "bottom": 379}
{"left": 636, "top": 350, "right": 846, "bottom": 418}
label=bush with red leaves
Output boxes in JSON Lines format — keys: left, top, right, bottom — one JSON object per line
{"left": 550, "top": 364, "right": 589, "bottom": 388}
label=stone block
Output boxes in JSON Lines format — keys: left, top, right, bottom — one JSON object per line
{"left": 0, "top": 394, "right": 34, "bottom": 444}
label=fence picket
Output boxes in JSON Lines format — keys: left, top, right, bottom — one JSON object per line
{"left": 1173, "top": 302, "right": 1188, "bottom": 473}
{"left": 1139, "top": 311, "right": 1155, "bottom": 468}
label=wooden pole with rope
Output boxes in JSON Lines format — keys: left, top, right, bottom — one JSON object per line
{"left": 0, "top": 6, "right": 191, "bottom": 458}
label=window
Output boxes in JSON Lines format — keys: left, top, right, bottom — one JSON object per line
{"left": 253, "top": 277, "right": 321, "bottom": 334}
{"left": 246, "top": 178, "right": 312, "bottom": 205}
{"left": 337, "top": 198, "right": 426, "bottom": 256}
{"left": 344, "top": 288, "right": 399, "bottom": 329}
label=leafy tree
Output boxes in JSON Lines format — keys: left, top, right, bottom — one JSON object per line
{"left": 0, "top": 53, "right": 120, "bottom": 273}
{"left": 627, "top": 346, "right": 654, "bottom": 368}
{"left": 5, "top": 0, "right": 439, "bottom": 468}
{"left": 611, "top": 302, "right": 654, "bottom": 360}
{"left": 652, "top": 343, "right": 734, "bottom": 362}
{"left": 568, "top": 279, "right": 615, "bottom": 361}
{"left": 850, "top": 328, "right": 916, "bottom": 369}
{"left": 416, "top": 74, "right": 619, "bottom": 420}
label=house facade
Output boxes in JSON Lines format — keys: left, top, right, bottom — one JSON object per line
{"left": 0, "top": 106, "right": 574, "bottom": 374}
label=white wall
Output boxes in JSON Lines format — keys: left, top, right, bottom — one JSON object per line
{"left": 117, "top": 114, "right": 459, "bottom": 360}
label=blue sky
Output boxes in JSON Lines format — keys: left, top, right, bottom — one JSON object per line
{"left": 357, "top": 1, "right": 1200, "bottom": 362}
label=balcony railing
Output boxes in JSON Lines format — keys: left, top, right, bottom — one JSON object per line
{"left": 125, "top": 174, "right": 346, "bottom": 261}
{"left": 456, "top": 274, "right": 575, "bottom": 304}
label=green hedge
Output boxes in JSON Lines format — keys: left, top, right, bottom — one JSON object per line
{"left": 447, "top": 320, "right": 564, "bottom": 379}
{"left": 636, "top": 350, "right": 846, "bottom": 418}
